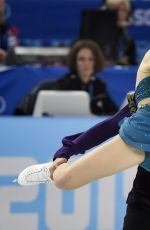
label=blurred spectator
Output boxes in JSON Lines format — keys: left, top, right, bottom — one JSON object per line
{"left": 102, "top": 0, "right": 136, "bottom": 66}
{"left": 0, "top": 0, "right": 18, "bottom": 63}
{"left": 56, "top": 40, "right": 118, "bottom": 115}
{"left": 14, "top": 40, "right": 118, "bottom": 116}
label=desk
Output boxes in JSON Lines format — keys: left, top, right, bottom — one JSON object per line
{"left": 0, "top": 66, "right": 137, "bottom": 115}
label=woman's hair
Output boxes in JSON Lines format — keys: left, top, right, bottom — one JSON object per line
{"left": 67, "top": 40, "right": 105, "bottom": 74}
{"left": 106, "top": 0, "right": 131, "bottom": 12}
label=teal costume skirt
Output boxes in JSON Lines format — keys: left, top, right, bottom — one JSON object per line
{"left": 119, "top": 105, "right": 150, "bottom": 172}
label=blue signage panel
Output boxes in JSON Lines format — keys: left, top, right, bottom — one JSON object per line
{"left": 0, "top": 117, "right": 137, "bottom": 230}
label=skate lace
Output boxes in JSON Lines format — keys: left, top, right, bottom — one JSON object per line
{"left": 26, "top": 166, "right": 50, "bottom": 183}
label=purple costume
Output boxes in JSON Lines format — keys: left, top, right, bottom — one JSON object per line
{"left": 53, "top": 105, "right": 130, "bottom": 160}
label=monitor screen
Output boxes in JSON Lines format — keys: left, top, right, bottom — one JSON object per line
{"left": 80, "top": 9, "right": 119, "bottom": 62}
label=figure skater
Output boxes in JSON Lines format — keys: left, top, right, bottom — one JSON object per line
{"left": 17, "top": 50, "right": 150, "bottom": 193}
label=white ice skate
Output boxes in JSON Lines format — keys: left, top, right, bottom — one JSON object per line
{"left": 15, "top": 162, "right": 52, "bottom": 186}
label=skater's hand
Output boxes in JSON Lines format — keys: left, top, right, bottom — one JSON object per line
{"left": 50, "top": 158, "right": 68, "bottom": 180}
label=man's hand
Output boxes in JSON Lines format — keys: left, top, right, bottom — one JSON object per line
{"left": 50, "top": 158, "right": 68, "bottom": 180}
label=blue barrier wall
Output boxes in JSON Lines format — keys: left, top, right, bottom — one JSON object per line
{"left": 0, "top": 117, "right": 138, "bottom": 230}
{"left": 0, "top": 66, "right": 137, "bottom": 115}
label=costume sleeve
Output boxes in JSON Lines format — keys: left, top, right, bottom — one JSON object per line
{"left": 53, "top": 105, "right": 130, "bottom": 160}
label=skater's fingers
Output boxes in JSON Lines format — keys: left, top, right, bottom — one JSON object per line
{"left": 50, "top": 158, "right": 67, "bottom": 180}
{"left": 49, "top": 164, "right": 57, "bottom": 179}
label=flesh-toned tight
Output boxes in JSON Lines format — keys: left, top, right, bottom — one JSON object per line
{"left": 53, "top": 135, "right": 145, "bottom": 190}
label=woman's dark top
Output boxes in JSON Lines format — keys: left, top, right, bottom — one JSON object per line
{"left": 57, "top": 73, "right": 118, "bottom": 115}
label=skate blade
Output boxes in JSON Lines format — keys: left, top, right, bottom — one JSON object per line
{"left": 12, "top": 179, "right": 18, "bottom": 183}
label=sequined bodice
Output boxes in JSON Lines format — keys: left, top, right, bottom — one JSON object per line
{"left": 135, "top": 76, "right": 150, "bottom": 105}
